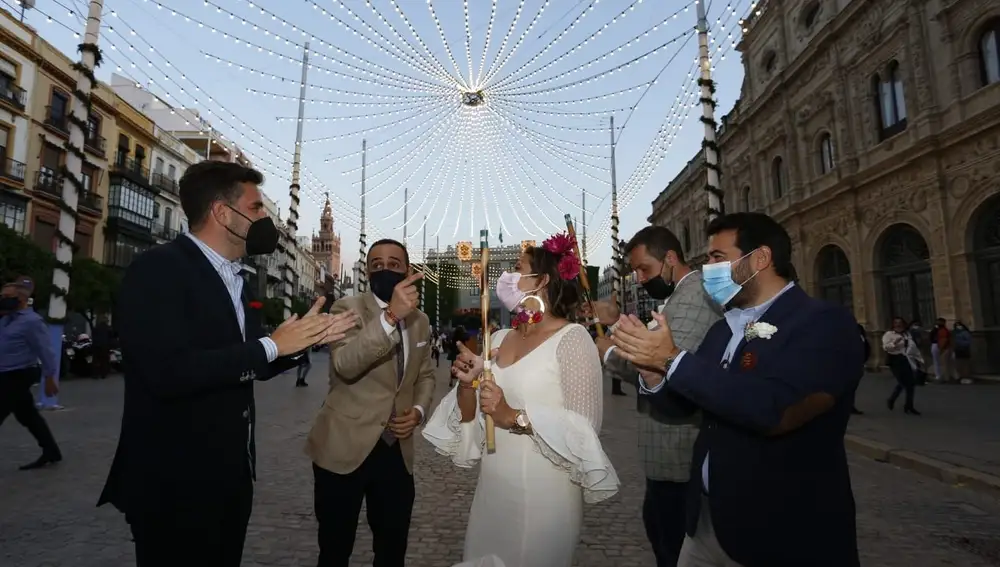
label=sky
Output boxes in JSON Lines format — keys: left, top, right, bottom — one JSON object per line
{"left": 17, "top": 0, "right": 749, "bottom": 271}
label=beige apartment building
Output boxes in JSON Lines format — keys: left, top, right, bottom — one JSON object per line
{"left": 650, "top": 0, "right": 1000, "bottom": 372}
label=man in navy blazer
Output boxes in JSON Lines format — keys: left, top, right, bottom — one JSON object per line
{"left": 611, "top": 213, "right": 862, "bottom": 567}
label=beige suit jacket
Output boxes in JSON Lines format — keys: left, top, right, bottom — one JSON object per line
{"left": 305, "top": 292, "right": 436, "bottom": 475}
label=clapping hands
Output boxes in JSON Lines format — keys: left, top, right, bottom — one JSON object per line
{"left": 270, "top": 297, "right": 360, "bottom": 356}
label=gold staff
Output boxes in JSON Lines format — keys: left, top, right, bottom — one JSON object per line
{"left": 564, "top": 214, "right": 605, "bottom": 338}
{"left": 479, "top": 229, "right": 497, "bottom": 454}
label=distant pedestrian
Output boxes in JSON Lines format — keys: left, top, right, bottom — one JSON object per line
{"left": 930, "top": 317, "right": 955, "bottom": 383}
{"left": 0, "top": 276, "right": 63, "bottom": 470}
{"left": 882, "top": 317, "right": 922, "bottom": 415}
{"left": 92, "top": 315, "right": 112, "bottom": 380}
{"left": 296, "top": 347, "right": 312, "bottom": 387}
{"left": 953, "top": 321, "right": 973, "bottom": 384}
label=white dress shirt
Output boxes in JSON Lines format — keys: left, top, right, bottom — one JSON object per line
{"left": 376, "top": 296, "right": 425, "bottom": 421}
{"left": 640, "top": 281, "right": 796, "bottom": 493}
{"left": 186, "top": 234, "right": 278, "bottom": 363}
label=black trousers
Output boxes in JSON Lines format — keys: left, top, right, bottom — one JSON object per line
{"left": 314, "top": 439, "right": 415, "bottom": 567}
{"left": 128, "top": 476, "right": 253, "bottom": 567}
{"left": 0, "top": 367, "right": 61, "bottom": 457}
{"left": 887, "top": 354, "right": 916, "bottom": 409}
{"left": 643, "top": 478, "right": 688, "bottom": 567}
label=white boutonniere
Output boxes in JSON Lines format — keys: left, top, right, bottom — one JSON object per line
{"left": 744, "top": 321, "right": 778, "bottom": 341}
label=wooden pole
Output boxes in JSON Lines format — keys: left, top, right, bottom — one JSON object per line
{"left": 479, "top": 229, "right": 496, "bottom": 454}
{"left": 564, "top": 215, "right": 604, "bottom": 337}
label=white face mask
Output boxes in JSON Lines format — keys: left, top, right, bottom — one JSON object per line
{"left": 495, "top": 271, "right": 539, "bottom": 311}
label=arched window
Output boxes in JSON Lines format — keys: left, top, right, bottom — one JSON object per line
{"left": 819, "top": 133, "right": 835, "bottom": 174}
{"left": 816, "top": 245, "right": 853, "bottom": 313}
{"left": 874, "top": 61, "right": 907, "bottom": 139}
{"left": 980, "top": 19, "right": 1000, "bottom": 86}
{"left": 741, "top": 186, "right": 751, "bottom": 211}
{"left": 878, "top": 224, "right": 934, "bottom": 326}
{"left": 771, "top": 157, "right": 786, "bottom": 198}
{"left": 972, "top": 196, "right": 1000, "bottom": 326}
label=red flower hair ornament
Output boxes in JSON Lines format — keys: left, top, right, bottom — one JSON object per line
{"left": 539, "top": 232, "right": 581, "bottom": 281}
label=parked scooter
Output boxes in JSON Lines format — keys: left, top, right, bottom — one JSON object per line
{"left": 66, "top": 334, "right": 94, "bottom": 377}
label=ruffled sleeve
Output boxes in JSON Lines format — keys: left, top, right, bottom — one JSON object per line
{"left": 422, "top": 330, "right": 511, "bottom": 468}
{"left": 525, "top": 324, "right": 620, "bottom": 504}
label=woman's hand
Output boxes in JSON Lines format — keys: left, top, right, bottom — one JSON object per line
{"left": 451, "top": 341, "right": 483, "bottom": 384}
{"left": 479, "top": 381, "right": 516, "bottom": 428}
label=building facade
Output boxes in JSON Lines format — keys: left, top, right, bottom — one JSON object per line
{"left": 0, "top": 12, "right": 33, "bottom": 235}
{"left": 149, "top": 125, "right": 199, "bottom": 243}
{"left": 650, "top": 0, "right": 1000, "bottom": 372}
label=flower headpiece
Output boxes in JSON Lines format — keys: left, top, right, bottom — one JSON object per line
{"left": 541, "top": 232, "right": 582, "bottom": 281}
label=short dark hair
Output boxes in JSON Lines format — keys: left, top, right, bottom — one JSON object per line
{"left": 367, "top": 238, "right": 409, "bottom": 266}
{"left": 524, "top": 246, "right": 581, "bottom": 320}
{"left": 706, "top": 212, "right": 793, "bottom": 280}
{"left": 179, "top": 160, "right": 264, "bottom": 229}
{"left": 623, "top": 225, "right": 685, "bottom": 264}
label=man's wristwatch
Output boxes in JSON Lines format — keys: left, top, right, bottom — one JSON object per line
{"left": 384, "top": 308, "right": 399, "bottom": 326}
{"left": 662, "top": 347, "right": 682, "bottom": 372}
{"left": 509, "top": 409, "right": 531, "bottom": 435}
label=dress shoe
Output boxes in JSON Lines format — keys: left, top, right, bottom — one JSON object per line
{"left": 851, "top": 407, "right": 864, "bottom": 415}
{"left": 904, "top": 407, "right": 921, "bottom": 416}
{"left": 19, "top": 453, "right": 62, "bottom": 470}
{"left": 886, "top": 399, "right": 895, "bottom": 411}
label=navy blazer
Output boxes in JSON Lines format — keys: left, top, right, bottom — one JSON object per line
{"left": 98, "top": 235, "right": 301, "bottom": 515}
{"left": 645, "top": 285, "right": 862, "bottom": 567}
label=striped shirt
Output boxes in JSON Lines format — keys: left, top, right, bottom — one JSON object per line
{"left": 186, "top": 234, "right": 278, "bottom": 361}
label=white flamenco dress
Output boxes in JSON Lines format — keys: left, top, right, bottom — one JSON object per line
{"left": 423, "top": 324, "right": 620, "bottom": 567}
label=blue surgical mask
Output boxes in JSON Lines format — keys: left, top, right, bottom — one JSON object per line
{"left": 701, "top": 250, "right": 759, "bottom": 306}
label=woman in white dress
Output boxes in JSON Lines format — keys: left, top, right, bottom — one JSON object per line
{"left": 423, "top": 234, "right": 620, "bottom": 567}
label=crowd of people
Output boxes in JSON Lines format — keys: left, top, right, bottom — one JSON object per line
{"left": 0, "top": 158, "right": 983, "bottom": 567}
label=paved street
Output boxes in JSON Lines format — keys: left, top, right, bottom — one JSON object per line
{"left": 850, "top": 372, "right": 1000, "bottom": 477}
{"left": 3, "top": 361, "right": 1000, "bottom": 567}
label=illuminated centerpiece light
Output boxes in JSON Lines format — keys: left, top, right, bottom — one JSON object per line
{"left": 461, "top": 90, "right": 485, "bottom": 107}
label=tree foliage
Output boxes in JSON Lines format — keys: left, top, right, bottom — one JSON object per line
{"left": 0, "top": 223, "right": 120, "bottom": 319}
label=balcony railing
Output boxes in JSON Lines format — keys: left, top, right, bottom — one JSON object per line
{"left": 44, "top": 106, "right": 69, "bottom": 134}
{"left": 154, "top": 225, "right": 178, "bottom": 241}
{"left": 79, "top": 191, "right": 103, "bottom": 214}
{"left": 34, "top": 170, "right": 62, "bottom": 196}
{"left": 111, "top": 156, "right": 150, "bottom": 182}
{"left": 1, "top": 157, "right": 26, "bottom": 183}
{"left": 151, "top": 172, "right": 178, "bottom": 194}
{"left": 84, "top": 132, "right": 107, "bottom": 156}
{"left": 0, "top": 83, "right": 26, "bottom": 109}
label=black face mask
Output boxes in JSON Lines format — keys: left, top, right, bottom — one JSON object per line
{"left": 0, "top": 296, "right": 20, "bottom": 313}
{"left": 369, "top": 269, "right": 407, "bottom": 303}
{"left": 226, "top": 206, "right": 279, "bottom": 256}
{"left": 641, "top": 262, "right": 675, "bottom": 300}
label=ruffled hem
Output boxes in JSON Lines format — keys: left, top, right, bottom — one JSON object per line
{"left": 526, "top": 403, "right": 620, "bottom": 504}
{"left": 422, "top": 386, "right": 483, "bottom": 468}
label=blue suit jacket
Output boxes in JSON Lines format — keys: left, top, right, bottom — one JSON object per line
{"left": 646, "top": 285, "right": 862, "bottom": 567}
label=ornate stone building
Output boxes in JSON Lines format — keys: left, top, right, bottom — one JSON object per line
{"left": 311, "top": 194, "right": 342, "bottom": 280}
{"left": 650, "top": 0, "right": 1000, "bottom": 372}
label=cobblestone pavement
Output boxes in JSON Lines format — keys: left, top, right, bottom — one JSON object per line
{"left": 3, "top": 363, "right": 1000, "bottom": 567}
{"left": 850, "top": 372, "right": 1000, "bottom": 477}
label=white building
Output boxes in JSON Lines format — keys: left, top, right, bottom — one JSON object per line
{"left": 0, "top": 13, "right": 36, "bottom": 234}
{"left": 149, "top": 126, "right": 199, "bottom": 243}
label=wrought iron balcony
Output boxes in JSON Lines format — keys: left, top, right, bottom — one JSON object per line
{"left": 85, "top": 132, "right": 107, "bottom": 156}
{"left": 44, "top": 106, "right": 69, "bottom": 134}
{"left": 34, "top": 170, "right": 62, "bottom": 196}
{"left": 1, "top": 157, "right": 26, "bottom": 183}
{"left": 151, "top": 172, "right": 178, "bottom": 194}
{"left": 79, "top": 191, "right": 103, "bottom": 214}
{"left": 154, "top": 224, "right": 178, "bottom": 241}
{"left": 0, "top": 83, "right": 26, "bottom": 109}
{"left": 111, "top": 155, "right": 151, "bottom": 183}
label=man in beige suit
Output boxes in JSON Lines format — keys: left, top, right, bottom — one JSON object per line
{"left": 306, "top": 238, "right": 436, "bottom": 567}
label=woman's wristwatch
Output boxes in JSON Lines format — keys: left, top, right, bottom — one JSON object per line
{"left": 508, "top": 409, "right": 532, "bottom": 435}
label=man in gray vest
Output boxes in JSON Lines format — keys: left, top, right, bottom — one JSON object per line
{"left": 596, "top": 226, "right": 721, "bottom": 567}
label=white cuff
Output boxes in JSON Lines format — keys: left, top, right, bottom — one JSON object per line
{"left": 258, "top": 337, "right": 279, "bottom": 363}
{"left": 602, "top": 345, "right": 616, "bottom": 364}
{"left": 380, "top": 312, "right": 396, "bottom": 336}
{"left": 414, "top": 405, "right": 425, "bottom": 424}
{"left": 638, "top": 351, "right": 686, "bottom": 394}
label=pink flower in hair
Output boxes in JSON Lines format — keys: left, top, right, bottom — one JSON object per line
{"left": 557, "top": 253, "right": 582, "bottom": 281}
{"left": 542, "top": 233, "right": 575, "bottom": 256}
